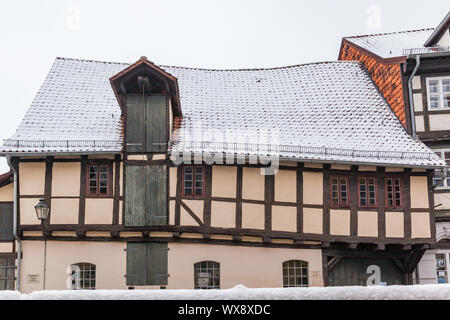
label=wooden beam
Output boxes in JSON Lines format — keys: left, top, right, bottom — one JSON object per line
{"left": 112, "top": 155, "right": 121, "bottom": 225}
{"left": 264, "top": 172, "right": 274, "bottom": 240}
{"left": 350, "top": 165, "right": 358, "bottom": 237}
{"left": 377, "top": 166, "right": 386, "bottom": 239}
{"left": 404, "top": 169, "right": 412, "bottom": 240}
{"left": 296, "top": 163, "right": 304, "bottom": 233}
{"left": 78, "top": 156, "right": 87, "bottom": 226}
{"left": 180, "top": 201, "right": 204, "bottom": 226}
{"left": 326, "top": 256, "right": 342, "bottom": 271}
{"left": 203, "top": 166, "right": 212, "bottom": 228}
{"left": 235, "top": 165, "right": 243, "bottom": 229}
{"left": 323, "top": 164, "right": 331, "bottom": 236}
{"left": 175, "top": 166, "right": 182, "bottom": 226}
{"left": 44, "top": 156, "right": 54, "bottom": 230}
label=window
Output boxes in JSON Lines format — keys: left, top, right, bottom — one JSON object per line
{"left": 70, "top": 263, "right": 96, "bottom": 290}
{"left": 359, "top": 177, "right": 377, "bottom": 207}
{"left": 433, "top": 150, "right": 450, "bottom": 189}
{"left": 282, "top": 260, "right": 308, "bottom": 287}
{"left": 427, "top": 77, "right": 450, "bottom": 110}
{"left": 436, "top": 254, "right": 448, "bottom": 284}
{"left": 87, "top": 163, "right": 112, "bottom": 196}
{"left": 330, "top": 176, "right": 349, "bottom": 206}
{"left": 194, "top": 261, "right": 220, "bottom": 289}
{"left": 183, "top": 165, "right": 205, "bottom": 197}
{"left": 385, "top": 177, "right": 402, "bottom": 208}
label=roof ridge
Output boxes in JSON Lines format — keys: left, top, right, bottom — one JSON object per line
{"left": 344, "top": 27, "right": 434, "bottom": 40}
{"left": 56, "top": 56, "right": 128, "bottom": 66}
{"left": 56, "top": 56, "right": 360, "bottom": 72}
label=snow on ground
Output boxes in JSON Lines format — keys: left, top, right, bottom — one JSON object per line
{"left": 1, "top": 284, "right": 450, "bottom": 300}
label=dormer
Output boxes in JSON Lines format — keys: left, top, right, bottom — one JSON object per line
{"left": 424, "top": 11, "right": 450, "bottom": 47}
{"left": 110, "top": 57, "right": 182, "bottom": 153}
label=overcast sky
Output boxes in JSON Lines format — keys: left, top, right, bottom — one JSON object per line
{"left": 0, "top": 0, "right": 448, "bottom": 172}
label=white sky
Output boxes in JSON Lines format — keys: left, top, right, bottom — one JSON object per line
{"left": 0, "top": 0, "right": 448, "bottom": 172}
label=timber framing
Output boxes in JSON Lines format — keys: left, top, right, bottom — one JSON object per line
{"left": 8, "top": 151, "right": 436, "bottom": 289}
{"left": 12, "top": 155, "right": 436, "bottom": 258}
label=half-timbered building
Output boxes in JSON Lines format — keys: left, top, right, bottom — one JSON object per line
{"left": 0, "top": 171, "right": 14, "bottom": 290}
{"left": 0, "top": 55, "right": 444, "bottom": 292}
{"left": 339, "top": 11, "right": 450, "bottom": 284}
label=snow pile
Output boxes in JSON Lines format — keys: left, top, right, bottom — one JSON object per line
{"left": 1, "top": 284, "right": 450, "bottom": 300}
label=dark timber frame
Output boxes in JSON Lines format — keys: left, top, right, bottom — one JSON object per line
{"left": 15, "top": 159, "right": 436, "bottom": 248}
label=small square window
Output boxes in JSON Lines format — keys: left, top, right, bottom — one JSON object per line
{"left": 183, "top": 165, "right": 205, "bottom": 197}
{"left": 86, "top": 163, "right": 112, "bottom": 196}
{"left": 359, "top": 176, "right": 377, "bottom": 207}
{"left": 330, "top": 176, "right": 349, "bottom": 206}
{"left": 385, "top": 176, "right": 402, "bottom": 208}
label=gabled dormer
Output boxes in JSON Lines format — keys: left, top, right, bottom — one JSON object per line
{"left": 424, "top": 11, "right": 450, "bottom": 48}
{"left": 110, "top": 57, "right": 182, "bottom": 153}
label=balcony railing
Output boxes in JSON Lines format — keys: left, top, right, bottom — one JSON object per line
{"left": 169, "top": 140, "right": 440, "bottom": 161}
{"left": 2, "top": 139, "right": 122, "bottom": 149}
{"left": 403, "top": 46, "right": 450, "bottom": 56}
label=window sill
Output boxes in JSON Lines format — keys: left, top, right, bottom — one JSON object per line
{"left": 330, "top": 205, "right": 351, "bottom": 209}
{"left": 85, "top": 195, "right": 114, "bottom": 198}
{"left": 181, "top": 196, "right": 206, "bottom": 200}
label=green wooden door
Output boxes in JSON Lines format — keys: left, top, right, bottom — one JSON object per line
{"left": 124, "top": 165, "right": 168, "bottom": 227}
{"left": 145, "top": 95, "right": 167, "bottom": 153}
{"left": 125, "top": 95, "right": 145, "bottom": 153}
{"left": 147, "top": 242, "right": 168, "bottom": 285}
{"left": 126, "top": 242, "right": 168, "bottom": 286}
{"left": 125, "top": 94, "right": 167, "bottom": 153}
{"left": 124, "top": 165, "right": 146, "bottom": 226}
{"left": 327, "top": 257, "right": 403, "bottom": 286}
{"left": 126, "top": 242, "right": 148, "bottom": 285}
{"left": 145, "top": 165, "right": 168, "bottom": 226}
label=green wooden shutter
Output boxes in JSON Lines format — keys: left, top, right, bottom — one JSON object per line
{"left": 126, "top": 243, "right": 147, "bottom": 285}
{"left": 124, "top": 166, "right": 146, "bottom": 226}
{"left": 126, "top": 242, "right": 168, "bottom": 286}
{"left": 147, "top": 242, "right": 168, "bottom": 285}
{"left": 0, "top": 203, "right": 13, "bottom": 241}
{"left": 145, "top": 95, "right": 167, "bottom": 153}
{"left": 126, "top": 94, "right": 145, "bottom": 153}
{"left": 125, "top": 165, "right": 167, "bottom": 226}
{"left": 145, "top": 165, "right": 168, "bottom": 226}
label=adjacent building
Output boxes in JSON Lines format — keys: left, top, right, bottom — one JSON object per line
{"left": 0, "top": 171, "right": 14, "bottom": 290}
{"left": 0, "top": 55, "right": 443, "bottom": 292}
{"left": 339, "top": 11, "right": 450, "bottom": 284}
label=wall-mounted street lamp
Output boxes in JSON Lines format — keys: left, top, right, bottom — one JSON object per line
{"left": 34, "top": 197, "right": 49, "bottom": 290}
{"left": 34, "top": 197, "right": 49, "bottom": 221}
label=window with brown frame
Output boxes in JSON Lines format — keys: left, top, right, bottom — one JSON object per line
{"left": 86, "top": 163, "right": 112, "bottom": 196}
{"left": 385, "top": 176, "right": 402, "bottom": 208}
{"left": 182, "top": 165, "right": 205, "bottom": 197}
{"left": 330, "top": 176, "right": 349, "bottom": 206}
{"left": 358, "top": 176, "right": 377, "bottom": 207}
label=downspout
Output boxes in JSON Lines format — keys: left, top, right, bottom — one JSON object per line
{"left": 407, "top": 55, "right": 422, "bottom": 285}
{"left": 6, "top": 155, "right": 21, "bottom": 291}
{"left": 407, "top": 55, "right": 421, "bottom": 139}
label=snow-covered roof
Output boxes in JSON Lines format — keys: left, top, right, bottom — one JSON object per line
{"left": 1, "top": 57, "right": 444, "bottom": 168}
{"left": 344, "top": 28, "right": 434, "bottom": 59}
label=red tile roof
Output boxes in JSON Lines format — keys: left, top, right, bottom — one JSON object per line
{"left": 339, "top": 40, "right": 407, "bottom": 127}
